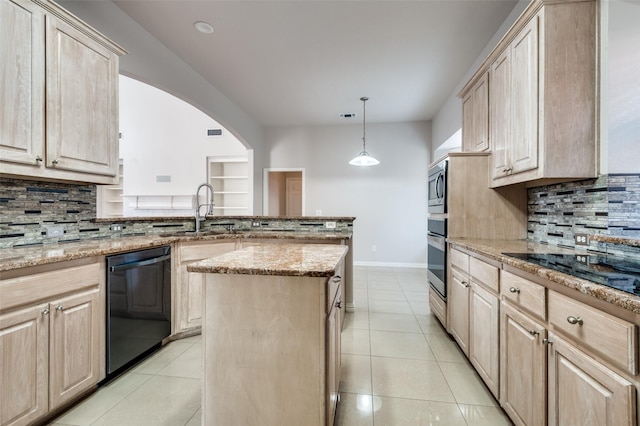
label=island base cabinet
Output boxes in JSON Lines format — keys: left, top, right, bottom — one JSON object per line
{"left": 202, "top": 273, "right": 335, "bottom": 426}
{"left": 500, "top": 302, "right": 547, "bottom": 426}
{"left": 548, "top": 333, "right": 636, "bottom": 426}
{"left": 0, "top": 303, "right": 49, "bottom": 426}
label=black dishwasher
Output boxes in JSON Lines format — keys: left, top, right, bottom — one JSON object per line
{"left": 106, "top": 246, "right": 171, "bottom": 379}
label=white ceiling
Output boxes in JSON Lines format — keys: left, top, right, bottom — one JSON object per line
{"left": 112, "top": 0, "right": 519, "bottom": 127}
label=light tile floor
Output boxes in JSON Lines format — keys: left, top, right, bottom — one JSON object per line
{"left": 49, "top": 266, "right": 512, "bottom": 426}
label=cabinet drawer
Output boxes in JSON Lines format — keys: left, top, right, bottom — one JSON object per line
{"left": 470, "top": 257, "right": 499, "bottom": 293}
{"left": 450, "top": 248, "right": 469, "bottom": 274}
{"left": 500, "top": 270, "right": 545, "bottom": 320}
{"left": 548, "top": 291, "right": 638, "bottom": 375}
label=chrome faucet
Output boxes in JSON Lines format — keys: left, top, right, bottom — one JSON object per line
{"left": 195, "top": 183, "right": 215, "bottom": 232}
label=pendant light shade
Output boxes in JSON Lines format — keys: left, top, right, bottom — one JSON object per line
{"left": 349, "top": 97, "right": 380, "bottom": 166}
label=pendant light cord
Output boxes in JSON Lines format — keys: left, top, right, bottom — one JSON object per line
{"left": 361, "top": 96, "right": 368, "bottom": 152}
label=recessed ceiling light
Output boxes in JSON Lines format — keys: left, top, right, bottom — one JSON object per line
{"left": 194, "top": 21, "right": 214, "bottom": 34}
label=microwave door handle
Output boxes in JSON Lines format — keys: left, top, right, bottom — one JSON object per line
{"left": 436, "top": 173, "right": 444, "bottom": 199}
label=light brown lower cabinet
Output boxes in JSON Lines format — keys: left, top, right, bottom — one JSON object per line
{"left": 469, "top": 282, "right": 500, "bottom": 397}
{"left": 548, "top": 333, "right": 636, "bottom": 426}
{"left": 500, "top": 301, "right": 547, "bottom": 426}
{"left": 0, "top": 261, "right": 103, "bottom": 426}
{"left": 448, "top": 267, "right": 470, "bottom": 355}
{"left": 174, "top": 241, "right": 238, "bottom": 333}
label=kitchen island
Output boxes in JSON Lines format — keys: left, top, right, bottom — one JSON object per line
{"left": 188, "top": 243, "right": 348, "bottom": 426}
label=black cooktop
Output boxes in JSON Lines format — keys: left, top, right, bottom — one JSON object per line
{"left": 503, "top": 252, "right": 640, "bottom": 296}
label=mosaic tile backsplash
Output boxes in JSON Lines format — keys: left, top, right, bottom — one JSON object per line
{"left": 528, "top": 174, "right": 640, "bottom": 255}
{"left": 0, "top": 178, "right": 352, "bottom": 249}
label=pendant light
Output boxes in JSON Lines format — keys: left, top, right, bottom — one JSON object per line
{"left": 349, "top": 97, "right": 380, "bottom": 166}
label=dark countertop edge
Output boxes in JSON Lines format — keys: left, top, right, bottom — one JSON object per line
{"left": 93, "top": 215, "right": 357, "bottom": 223}
{"left": 0, "top": 232, "right": 352, "bottom": 273}
{"left": 448, "top": 239, "right": 640, "bottom": 315}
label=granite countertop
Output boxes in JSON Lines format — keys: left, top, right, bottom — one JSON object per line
{"left": 449, "top": 238, "right": 640, "bottom": 314}
{"left": 187, "top": 243, "right": 348, "bottom": 277}
{"left": 0, "top": 231, "right": 352, "bottom": 273}
{"left": 93, "top": 215, "right": 356, "bottom": 223}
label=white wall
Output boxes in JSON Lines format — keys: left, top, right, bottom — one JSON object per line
{"left": 119, "top": 76, "right": 247, "bottom": 215}
{"left": 606, "top": 0, "right": 640, "bottom": 173}
{"left": 265, "top": 122, "right": 431, "bottom": 266}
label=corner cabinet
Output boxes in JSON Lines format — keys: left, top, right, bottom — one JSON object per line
{"left": 0, "top": 0, "right": 126, "bottom": 184}
{"left": 0, "top": 258, "right": 104, "bottom": 426}
{"left": 459, "top": 0, "right": 597, "bottom": 188}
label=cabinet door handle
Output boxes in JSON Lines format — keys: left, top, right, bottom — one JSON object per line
{"left": 461, "top": 281, "right": 469, "bottom": 287}
{"left": 55, "top": 305, "right": 64, "bottom": 312}
{"left": 35, "top": 156, "right": 43, "bottom": 162}
{"left": 509, "top": 287, "right": 520, "bottom": 294}
{"left": 52, "top": 159, "right": 59, "bottom": 165}
{"left": 542, "top": 338, "right": 552, "bottom": 346}
{"left": 567, "top": 316, "right": 583, "bottom": 326}
{"left": 331, "top": 275, "right": 342, "bottom": 283}
{"left": 336, "top": 300, "right": 343, "bottom": 309}
{"left": 529, "top": 329, "right": 540, "bottom": 336}
{"left": 41, "top": 308, "right": 50, "bottom": 316}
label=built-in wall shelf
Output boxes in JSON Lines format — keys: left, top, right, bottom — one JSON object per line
{"left": 124, "top": 195, "right": 195, "bottom": 210}
{"left": 207, "top": 155, "right": 253, "bottom": 216}
{"left": 97, "top": 162, "right": 124, "bottom": 218}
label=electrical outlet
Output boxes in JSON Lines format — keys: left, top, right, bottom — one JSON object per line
{"left": 325, "top": 221, "right": 336, "bottom": 229}
{"left": 252, "top": 221, "right": 261, "bottom": 227}
{"left": 111, "top": 224, "right": 122, "bottom": 232}
{"left": 46, "top": 225, "right": 65, "bottom": 238}
{"left": 575, "top": 254, "right": 589, "bottom": 265}
{"left": 574, "top": 233, "right": 589, "bottom": 246}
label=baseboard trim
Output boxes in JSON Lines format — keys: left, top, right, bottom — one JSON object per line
{"left": 354, "top": 261, "right": 427, "bottom": 269}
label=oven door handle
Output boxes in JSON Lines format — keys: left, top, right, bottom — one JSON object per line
{"left": 427, "top": 233, "right": 446, "bottom": 251}
{"left": 109, "top": 254, "right": 172, "bottom": 272}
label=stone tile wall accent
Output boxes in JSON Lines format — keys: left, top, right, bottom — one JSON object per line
{"left": 0, "top": 177, "right": 353, "bottom": 249}
{"left": 527, "top": 174, "right": 640, "bottom": 256}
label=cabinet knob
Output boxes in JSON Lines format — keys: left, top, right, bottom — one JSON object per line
{"left": 52, "top": 159, "right": 59, "bottom": 165}
{"left": 35, "top": 156, "right": 43, "bottom": 162}
{"left": 509, "top": 287, "right": 520, "bottom": 294}
{"left": 529, "top": 329, "right": 540, "bottom": 336}
{"left": 55, "top": 305, "right": 64, "bottom": 312}
{"left": 41, "top": 308, "right": 50, "bottom": 316}
{"left": 542, "top": 338, "right": 552, "bottom": 346}
{"left": 335, "top": 300, "right": 343, "bottom": 309}
{"left": 566, "top": 316, "right": 583, "bottom": 326}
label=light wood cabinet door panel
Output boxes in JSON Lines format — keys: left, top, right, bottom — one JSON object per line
{"left": 449, "top": 268, "right": 470, "bottom": 355}
{"left": 469, "top": 283, "right": 499, "bottom": 398}
{"left": 45, "top": 15, "right": 119, "bottom": 177}
{"left": 510, "top": 16, "right": 539, "bottom": 175}
{"left": 0, "top": 0, "right": 45, "bottom": 168}
{"left": 548, "top": 333, "right": 636, "bottom": 426}
{"left": 49, "top": 288, "right": 100, "bottom": 410}
{"left": 490, "top": 48, "right": 511, "bottom": 180}
{"left": 500, "top": 302, "right": 547, "bottom": 426}
{"left": 0, "top": 303, "right": 49, "bottom": 426}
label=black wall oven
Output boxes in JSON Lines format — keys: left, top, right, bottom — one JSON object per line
{"left": 427, "top": 218, "right": 447, "bottom": 300}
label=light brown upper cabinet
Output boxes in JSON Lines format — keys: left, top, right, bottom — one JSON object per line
{"left": 461, "top": 72, "right": 489, "bottom": 152}
{"left": 459, "top": 0, "right": 597, "bottom": 188}
{"left": 0, "top": 0, "right": 126, "bottom": 184}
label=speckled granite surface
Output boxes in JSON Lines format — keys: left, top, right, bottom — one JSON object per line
{"left": 591, "top": 234, "right": 640, "bottom": 248}
{"left": 187, "top": 243, "right": 348, "bottom": 277}
{"left": 0, "top": 232, "right": 351, "bottom": 273}
{"left": 449, "top": 238, "right": 640, "bottom": 314}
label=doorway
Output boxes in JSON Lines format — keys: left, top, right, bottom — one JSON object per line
{"left": 263, "top": 168, "right": 304, "bottom": 216}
